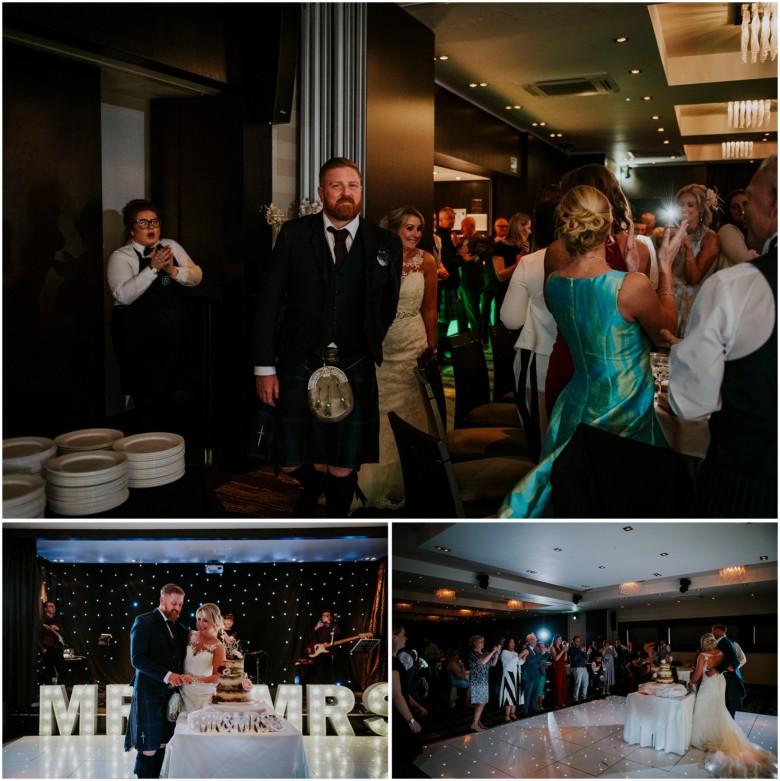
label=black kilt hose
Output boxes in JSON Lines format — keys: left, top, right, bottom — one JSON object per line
{"left": 252, "top": 353, "right": 379, "bottom": 469}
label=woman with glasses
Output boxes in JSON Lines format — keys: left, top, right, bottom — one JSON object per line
{"left": 107, "top": 198, "right": 202, "bottom": 434}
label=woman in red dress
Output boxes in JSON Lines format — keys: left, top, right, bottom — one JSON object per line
{"left": 550, "top": 634, "right": 570, "bottom": 708}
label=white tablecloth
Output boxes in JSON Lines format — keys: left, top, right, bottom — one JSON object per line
{"left": 161, "top": 713, "right": 309, "bottom": 778}
{"left": 623, "top": 689, "right": 696, "bottom": 756}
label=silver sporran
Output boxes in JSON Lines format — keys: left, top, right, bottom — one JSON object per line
{"left": 307, "top": 365, "right": 354, "bottom": 423}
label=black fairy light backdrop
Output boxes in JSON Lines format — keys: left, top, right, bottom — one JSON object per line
{"left": 37, "top": 556, "right": 387, "bottom": 690}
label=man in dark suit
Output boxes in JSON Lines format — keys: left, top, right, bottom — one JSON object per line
{"left": 253, "top": 157, "right": 402, "bottom": 517}
{"left": 124, "top": 584, "right": 188, "bottom": 778}
{"left": 519, "top": 633, "right": 545, "bottom": 714}
{"left": 711, "top": 623, "right": 746, "bottom": 718}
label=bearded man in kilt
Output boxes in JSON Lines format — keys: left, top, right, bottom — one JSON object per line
{"left": 124, "top": 584, "right": 188, "bottom": 778}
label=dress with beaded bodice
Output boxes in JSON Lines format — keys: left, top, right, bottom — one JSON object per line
{"left": 355, "top": 251, "right": 431, "bottom": 510}
{"left": 180, "top": 632, "right": 219, "bottom": 713}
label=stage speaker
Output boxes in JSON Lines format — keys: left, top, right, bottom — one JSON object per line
{"left": 240, "top": 5, "right": 299, "bottom": 125}
{"left": 610, "top": 610, "right": 617, "bottom": 630}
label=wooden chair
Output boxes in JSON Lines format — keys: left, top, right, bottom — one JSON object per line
{"left": 488, "top": 323, "right": 520, "bottom": 403}
{"left": 388, "top": 411, "right": 534, "bottom": 518}
{"left": 416, "top": 347, "right": 529, "bottom": 462}
{"left": 449, "top": 331, "right": 522, "bottom": 429}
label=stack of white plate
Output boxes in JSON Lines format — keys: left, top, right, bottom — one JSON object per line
{"left": 3, "top": 436, "right": 57, "bottom": 475}
{"left": 45, "top": 451, "right": 129, "bottom": 516}
{"left": 113, "top": 432, "right": 185, "bottom": 488}
{"left": 3, "top": 474, "right": 47, "bottom": 518}
{"left": 54, "top": 428, "right": 124, "bottom": 455}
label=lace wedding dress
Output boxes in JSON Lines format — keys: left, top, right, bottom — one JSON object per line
{"left": 690, "top": 652, "right": 777, "bottom": 778}
{"left": 356, "top": 252, "right": 430, "bottom": 509}
{"left": 181, "top": 633, "right": 219, "bottom": 713}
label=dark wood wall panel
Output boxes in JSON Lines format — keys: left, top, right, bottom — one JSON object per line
{"left": 3, "top": 44, "right": 105, "bottom": 436}
{"left": 366, "top": 4, "right": 435, "bottom": 250}
{"left": 4, "top": 4, "right": 229, "bottom": 84}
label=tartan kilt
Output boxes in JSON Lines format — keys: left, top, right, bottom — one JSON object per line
{"left": 438, "top": 287, "right": 460, "bottom": 323}
{"left": 248, "top": 353, "right": 379, "bottom": 469}
{"left": 124, "top": 683, "right": 176, "bottom": 752}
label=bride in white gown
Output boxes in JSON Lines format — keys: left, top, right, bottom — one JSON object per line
{"left": 688, "top": 633, "right": 776, "bottom": 778}
{"left": 180, "top": 603, "right": 226, "bottom": 713}
{"left": 355, "top": 205, "right": 438, "bottom": 510}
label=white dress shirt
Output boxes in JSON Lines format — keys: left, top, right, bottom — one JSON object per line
{"left": 668, "top": 247, "right": 775, "bottom": 420}
{"left": 107, "top": 239, "right": 202, "bottom": 306}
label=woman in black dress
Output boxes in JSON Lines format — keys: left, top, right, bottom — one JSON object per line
{"left": 392, "top": 623, "right": 422, "bottom": 775}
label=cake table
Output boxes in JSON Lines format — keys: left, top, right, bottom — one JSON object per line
{"left": 623, "top": 685, "right": 696, "bottom": 756}
{"left": 160, "top": 704, "right": 309, "bottom": 778}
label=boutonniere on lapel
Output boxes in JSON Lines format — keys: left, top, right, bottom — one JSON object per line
{"left": 376, "top": 247, "right": 392, "bottom": 267}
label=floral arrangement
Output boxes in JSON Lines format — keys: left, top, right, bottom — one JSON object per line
{"left": 260, "top": 198, "right": 322, "bottom": 228}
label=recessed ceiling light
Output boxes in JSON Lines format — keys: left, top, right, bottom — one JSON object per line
{"left": 514, "top": 105, "right": 522, "bottom": 109}
{"left": 455, "top": 176, "right": 462, "bottom": 180}
{"left": 623, "top": 526, "right": 633, "bottom": 531}
{"left": 626, "top": 97, "right": 631, "bottom": 102}
{"left": 505, "top": 106, "right": 513, "bottom": 110}
{"left": 615, "top": 36, "right": 628, "bottom": 43}
{"left": 598, "top": 565, "right": 606, "bottom": 569}
{"left": 663, "top": 140, "right": 670, "bottom": 144}
{"left": 550, "top": 132, "right": 557, "bottom": 138}
{"left": 653, "top": 573, "right": 662, "bottom": 577}
{"left": 526, "top": 570, "right": 537, "bottom": 574}
{"left": 657, "top": 127, "right": 665, "bottom": 132}
{"left": 438, "top": 55, "right": 449, "bottom": 61}
{"left": 643, "top": 96, "right": 653, "bottom": 101}
{"left": 531, "top": 122, "right": 539, "bottom": 127}
{"left": 630, "top": 69, "right": 642, "bottom": 74}
{"left": 468, "top": 83, "right": 478, "bottom": 88}
{"left": 434, "top": 546, "right": 451, "bottom": 552}
{"left": 760, "top": 555, "right": 768, "bottom": 560}
{"left": 553, "top": 547, "right": 562, "bottom": 552}
{"left": 652, "top": 115, "right": 660, "bottom": 120}
{"left": 540, "top": 121, "right": 547, "bottom": 126}
{"left": 556, "top": 133, "right": 563, "bottom": 137}
{"left": 660, "top": 552, "right": 669, "bottom": 556}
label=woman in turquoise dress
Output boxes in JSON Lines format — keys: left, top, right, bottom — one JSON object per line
{"left": 500, "top": 185, "right": 687, "bottom": 518}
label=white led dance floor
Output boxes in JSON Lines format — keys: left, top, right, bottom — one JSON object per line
{"left": 414, "top": 698, "right": 777, "bottom": 779}
{"left": 2, "top": 734, "right": 387, "bottom": 779}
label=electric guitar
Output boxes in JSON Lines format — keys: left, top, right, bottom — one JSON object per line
{"left": 305, "top": 633, "right": 371, "bottom": 658}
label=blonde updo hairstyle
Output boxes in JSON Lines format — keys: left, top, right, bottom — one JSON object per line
{"left": 556, "top": 185, "right": 613, "bottom": 257}
{"left": 196, "top": 603, "right": 223, "bottom": 635}
{"left": 700, "top": 632, "right": 718, "bottom": 651}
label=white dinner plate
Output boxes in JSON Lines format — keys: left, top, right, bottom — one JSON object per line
{"left": 129, "top": 466, "right": 186, "bottom": 488}
{"left": 3, "top": 473, "right": 46, "bottom": 504}
{"left": 3, "top": 436, "right": 57, "bottom": 462}
{"left": 55, "top": 428, "right": 124, "bottom": 453}
{"left": 48, "top": 488, "right": 129, "bottom": 516}
{"left": 45, "top": 450, "right": 127, "bottom": 477}
{"left": 113, "top": 432, "right": 185, "bottom": 457}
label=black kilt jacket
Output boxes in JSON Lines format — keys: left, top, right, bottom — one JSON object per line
{"left": 254, "top": 213, "right": 403, "bottom": 369}
{"left": 124, "top": 609, "right": 189, "bottom": 752}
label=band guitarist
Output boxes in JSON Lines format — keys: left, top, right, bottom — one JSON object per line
{"left": 39, "top": 600, "right": 66, "bottom": 685}
{"left": 309, "top": 611, "right": 342, "bottom": 684}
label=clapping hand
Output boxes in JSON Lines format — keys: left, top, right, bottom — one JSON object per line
{"left": 657, "top": 224, "right": 687, "bottom": 276}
